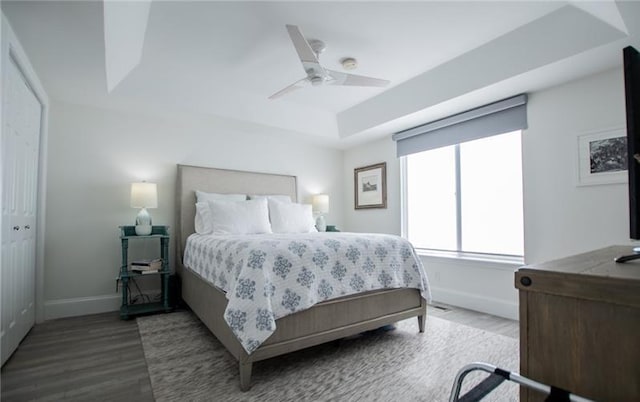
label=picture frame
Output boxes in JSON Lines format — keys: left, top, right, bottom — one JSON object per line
{"left": 354, "top": 162, "right": 387, "bottom": 209}
{"left": 577, "top": 127, "right": 628, "bottom": 186}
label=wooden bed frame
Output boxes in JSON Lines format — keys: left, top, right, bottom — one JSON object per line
{"left": 175, "top": 164, "right": 427, "bottom": 391}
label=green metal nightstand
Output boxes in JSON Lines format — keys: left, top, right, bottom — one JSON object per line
{"left": 118, "top": 225, "right": 172, "bottom": 319}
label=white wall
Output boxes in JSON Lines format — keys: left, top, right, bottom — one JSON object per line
{"left": 343, "top": 67, "right": 630, "bottom": 320}
{"left": 343, "top": 137, "right": 400, "bottom": 234}
{"left": 44, "top": 101, "right": 345, "bottom": 319}
{"left": 523, "top": 67, "right": 630, "bottom": 264}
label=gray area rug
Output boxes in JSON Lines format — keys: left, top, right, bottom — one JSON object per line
{"left": 138, "top": 311, "right": 518, "bottom": 401}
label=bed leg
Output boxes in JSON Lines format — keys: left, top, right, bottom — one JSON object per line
{"left": 417, "top": 314, "right": 426, "bottom": 333}
{"left": 239, "top": 360, "right": 253, "bottom": 391}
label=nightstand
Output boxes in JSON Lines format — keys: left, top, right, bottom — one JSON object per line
{"left": 326, "top": 225, "right": 341, "bottom": 232}
{"left": 118, "top": 225, "right": 172, "bottom": 319}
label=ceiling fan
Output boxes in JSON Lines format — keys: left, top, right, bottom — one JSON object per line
{"left": 269, "top": 25, "right": 390, "bottom": 100}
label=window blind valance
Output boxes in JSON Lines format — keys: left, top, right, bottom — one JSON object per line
{"left": 392, "top": 94, "right": 528, "bottom": 157}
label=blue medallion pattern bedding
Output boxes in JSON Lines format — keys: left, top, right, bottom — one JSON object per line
{"left": 183, "top": 232, "right": 431, "bottom": 354}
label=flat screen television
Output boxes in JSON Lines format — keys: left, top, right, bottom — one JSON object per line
{"left": 616, "top": 45, "right": 640, "bottom": 263}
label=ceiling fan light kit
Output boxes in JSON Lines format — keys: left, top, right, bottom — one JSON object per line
{"left": 307, "top": 39, "right": 326, "bottom": 56}
{"left": 269, "top": 25, "right": 390, "bottom": 100}
{"left": 341, "top": 57, "right": 358, "bottom": 70}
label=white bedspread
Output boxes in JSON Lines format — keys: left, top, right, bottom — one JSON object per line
{"left": 183, "top": 232, "right": 431, "bottom": 354}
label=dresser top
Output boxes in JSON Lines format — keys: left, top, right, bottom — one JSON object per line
{"left": 517, "top": 246, "right": 640, "bottom": 307}
{"left": 520, "top": 246, "right": 640, "bottom": 282}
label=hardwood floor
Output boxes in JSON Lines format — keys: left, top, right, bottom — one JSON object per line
{"left": 1, "top": 304, "right": 518, "bottom": 401}
{"left": 1, "top": 312, "right": 154, "bottom": 402}
{"left": 427, "top": 303, "right": 519, "bottom": 339}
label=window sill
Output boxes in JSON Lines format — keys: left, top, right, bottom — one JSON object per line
{"left": 415, "top": 249, "right": 524, "bottom": 267}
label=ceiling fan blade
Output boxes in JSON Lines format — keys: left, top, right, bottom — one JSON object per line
{"left": 327, "top": 70, "right": 390, "bottom": 87}
{"left": 286, "top": 25, "right": 319, "bottom": 65}
{"left": 268, "top": 77, "right": 309, "bottom": 100}
{"left": 285, "top": 24, "right": 326, "bottom": 78}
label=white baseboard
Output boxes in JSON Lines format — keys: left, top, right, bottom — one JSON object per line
{"left": 44, "top": 294, "right": 121, "bottom": 320}
{"left": 430, "top": 286, "right": 519, "bottom": 320}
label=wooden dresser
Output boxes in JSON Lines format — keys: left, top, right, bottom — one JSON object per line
{"left": 516, "top": 246, "right": 640, "bottom": 401}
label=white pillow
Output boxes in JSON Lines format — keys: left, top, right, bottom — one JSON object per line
{"left": 269, "top": 200, "right": 316, "bottom": 233}
{"left": 195, "top": 201, "right": 213, "bottom": 234}
{"left": 194, "top": 191, "right": 247, "bottom": 234}
{"left": 249, "top": 194, "right": 292, "bottom": 204}
{"left": 208, "top": 198, "right": 272, "bottom": 235}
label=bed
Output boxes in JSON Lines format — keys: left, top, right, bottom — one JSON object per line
{"left": 175, "top": 164, "right": 429, "bottom": 391}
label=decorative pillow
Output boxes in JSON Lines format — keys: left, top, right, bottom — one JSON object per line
{"left": 248, "top": 194, "right": 292, "bottom": 203}
{"left": 194, "top": 191, "right": 247, "bottom": 234}
{"left": 269, "top": 200, "right": 316, "bottom": 233}
{"left": 208, "top": 198, "right": 272, "bottom": 235}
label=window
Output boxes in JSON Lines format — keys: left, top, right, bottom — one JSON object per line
{"left": 403, "top": 130, "right": 523, "bottom": 257}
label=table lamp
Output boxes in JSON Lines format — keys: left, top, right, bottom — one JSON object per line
{"left": 312, "top": 194, "right": 329, "bottom": 232}
{"left": 131, "top": 182, "right": 157, "bottom": 235}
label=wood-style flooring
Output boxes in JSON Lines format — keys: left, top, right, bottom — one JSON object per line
{"left": 1, "top": 313, "right": 153, "bottom": 402}
{"left": 428, "top": 303, "right": 519, "bottom": 339}
{"left": 1, "top": 304, "right": 518, "bottom": 401}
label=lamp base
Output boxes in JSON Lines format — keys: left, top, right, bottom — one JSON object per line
{"left": 135, "top": 207, "right": 153, "bottom": 235}
{"left": 135, "top": 225, "right": 152, "bottom": 236}
{"left": 316, "top": 215, "right": 326, "bottom": 232}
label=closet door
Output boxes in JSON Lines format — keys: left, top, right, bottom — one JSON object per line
{"left": 1, "top": 56, "right": 41, "bottom": 365}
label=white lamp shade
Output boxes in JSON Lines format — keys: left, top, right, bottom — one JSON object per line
{"left": 130, "top": 182, "right": 158, "bottom": 208}
{"left": 312, "top": 194, "right": 329, "bottom": 214}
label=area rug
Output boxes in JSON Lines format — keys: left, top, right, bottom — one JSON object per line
{"left": 138, "top": 311, "right": 518, "bottom": 401}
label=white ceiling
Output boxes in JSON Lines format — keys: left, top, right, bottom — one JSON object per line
{"left": 2, "top": 1, "right": 640, "bottom": 148}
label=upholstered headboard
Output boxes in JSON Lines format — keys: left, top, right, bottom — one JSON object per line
{"left": 175, "top": 164, "right": 298, "bottom": 263}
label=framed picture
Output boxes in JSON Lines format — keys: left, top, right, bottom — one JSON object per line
{"left": 354, "top": 162, "right": 387, "bottom": 209}
{"left": 577, "top": 127, "right": 628, "bottom": 186}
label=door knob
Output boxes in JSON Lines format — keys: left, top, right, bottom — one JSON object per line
{"left": 13, "top": 226, "right": 20, "bottom": 231}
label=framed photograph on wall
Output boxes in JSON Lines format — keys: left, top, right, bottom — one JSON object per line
{"left": 354, "top": 162, "right": 387, "bottom": 209}
{"left": 577, "top": 127, "right": 628, "bottom": 186}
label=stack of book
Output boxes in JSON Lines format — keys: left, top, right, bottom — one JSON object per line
{"left": 130, "top": 258, "right": 163, "bottom": 274}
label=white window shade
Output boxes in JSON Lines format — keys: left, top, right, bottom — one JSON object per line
{"left": 393, "top": 94, "right": 528, "bottom": 157}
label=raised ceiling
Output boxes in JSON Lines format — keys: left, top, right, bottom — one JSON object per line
{"left": 2, "top": 1, "right": 639, "bottom": 148}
